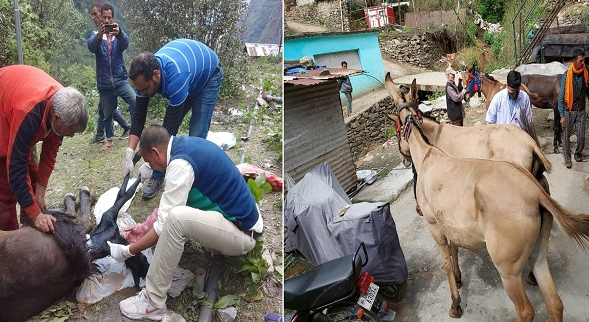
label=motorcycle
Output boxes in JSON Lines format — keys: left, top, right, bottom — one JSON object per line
{"left": 284, "top": 243, "right": 396, "bottom": 322}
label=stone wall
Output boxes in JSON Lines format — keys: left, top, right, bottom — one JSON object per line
{"left": 345, "top": 98, "right": 450, "bottom": 159}
{"left": 379, "top": 30, "right": 454, "bottom": 70}
{"left": 285, "top": 0, "right": 350, "bottom": 32}
{"left": 346, "top": 97, "right": 395, "bottom": 159}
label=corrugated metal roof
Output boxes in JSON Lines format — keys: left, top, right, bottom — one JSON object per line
{"left": 244, "top": 43, "right": 281, "bottom": 57}
{"left": 284, "top": 79, "right": 358, "bottom": 192}
{"left": 284, "top": 68, "right": 363, "bottom": 86}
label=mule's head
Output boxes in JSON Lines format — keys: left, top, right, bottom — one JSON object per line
{"left": 386, "top": 102, "right": 421, "bottom": 168}
{"left": 384, "top": 73, "right": 420, "bottom": 167}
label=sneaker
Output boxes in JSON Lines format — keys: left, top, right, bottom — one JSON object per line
{"left": 142, "top": 178, "right": 164, "bottom": 199}
{"left": 119, "top": 289, "right": 167, "bottom": 321}
{"left": 575, "top": 154, "right": 584, "bottom": 162}
{"left": 120, "top": 128, "right": 130, "bottom": 140}
{"left": 565, "top": 160, "right": 572, "bottom": 169}
{"left": 89, "top": 135, "right": 105, "bottom": 144}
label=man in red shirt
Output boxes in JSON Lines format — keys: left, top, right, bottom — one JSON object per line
{"left": 0, "top": 65, "right": 89, "bottom": 232}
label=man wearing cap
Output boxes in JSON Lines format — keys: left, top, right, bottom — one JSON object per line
{"left": 445, "top": 66, "right": 468, "bottom": 126}
{"left": 485, "top": 70, "right": 533, "bottom": 131}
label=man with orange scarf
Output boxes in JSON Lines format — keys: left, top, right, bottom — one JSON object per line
{"left": 558, "top": 48, "right": 589, "bottom": 169}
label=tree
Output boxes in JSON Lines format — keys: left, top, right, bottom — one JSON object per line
{"left": 121, "top": 0, "right": 249, "bottom": 98}
{"left": 0, "top": 0, "right": 52, "bottom": 69}
{"left": 28, "top": 0, "right": 89, "bottom": 77}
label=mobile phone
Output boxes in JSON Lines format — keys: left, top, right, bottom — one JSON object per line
{"left": 104, "top": 24, "right": 115, "bottom": 33}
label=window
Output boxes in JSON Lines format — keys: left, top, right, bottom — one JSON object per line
{"left": 314, "top": 50, "right": 361, "bottom": 69}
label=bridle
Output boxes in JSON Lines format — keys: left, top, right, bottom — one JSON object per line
{"left": 392, "top": 102, "right": 422, "bottom": 158}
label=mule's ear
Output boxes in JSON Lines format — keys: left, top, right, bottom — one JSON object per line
{"left": 385, "top": 72, "right": 404, "bottom": 105}
{"left": 408, "top": 78, "right": 418, "bottom": 102}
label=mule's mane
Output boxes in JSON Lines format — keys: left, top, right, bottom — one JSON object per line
{"left": 483, "top": 73, "right": 497, "bottom": 82}
{"left": 407, "top": 116, "right": 431, "bottom": 145}
{"left": 420, "top": 112, "right": 439, "bottom": 123}
{"left": 49, "top": 210, "right": 99, "bottom": 280}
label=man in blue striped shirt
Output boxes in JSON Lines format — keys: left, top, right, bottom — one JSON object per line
{"left": 124, "top": 39, "right": 223, "bottom": 199}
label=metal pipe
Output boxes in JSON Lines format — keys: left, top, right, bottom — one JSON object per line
{"left": 339, "top": 0, "right": 344, "bottom": 31}
{"left": 197, "top": 258, "right": 224, "bottom": 322}
{"left": 13, "top": 0, "right": 23, "bottom": 64}
{"left": 195, "top": 268, "right": 206, "bottom": 292}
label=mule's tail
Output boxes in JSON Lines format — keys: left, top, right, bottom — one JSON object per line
{"left": 520, "top": 83, "right": 542, "bottom": 103}
{"left": 539, "top": 193, "right": 589, "bottom": 250}
{"left": 520, "top": 112, "right": 552, "bottom": 176}
{"left": 531, "top": 135, "right": 552, "bottom": 176}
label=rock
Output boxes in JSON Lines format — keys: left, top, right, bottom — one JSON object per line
{"left": 217, "top": 307, "right": 238, "bottom": 321}
{"left": 261, "top": 249, "right": 275, "bottom": 276}
{"left": 162, "top": 311, "right": 187, "bottom": 322}
{"left": 167, "top": 268, "right": 195, "bottom": 298}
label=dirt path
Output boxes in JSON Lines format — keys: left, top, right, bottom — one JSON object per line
{"left": 285, "top": 19, "right": 328, "bottom": 33}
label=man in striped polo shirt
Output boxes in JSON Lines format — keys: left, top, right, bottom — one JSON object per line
{"left": 123, "top": 39, "right": 223, "bottom": 199}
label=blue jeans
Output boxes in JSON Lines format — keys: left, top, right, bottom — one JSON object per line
{"left": 343, "top": 92, "right": 352, "bottom": 113}
{"left": 99, "top": 82, "right": 136, "bottom": 140}
{"left": 95, "top": 103, "right": 130, "bottom": 139}
{"left": 152, "top": 67, "right": 223, "bottom": 181}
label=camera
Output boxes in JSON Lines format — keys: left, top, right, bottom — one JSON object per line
{"left": 104, "top": 24, "right": 115, "bottom": 33}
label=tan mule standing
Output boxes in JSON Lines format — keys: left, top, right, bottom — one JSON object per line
{"left": 390, "top": 111, "right": 589, "bottom": 321}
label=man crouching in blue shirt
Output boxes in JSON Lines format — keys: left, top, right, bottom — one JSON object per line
{"left": 123, "top": 39, "right": 224, "bottom": 200}
{"left": 109, "top": 124, "right": 263, "bottom": 320}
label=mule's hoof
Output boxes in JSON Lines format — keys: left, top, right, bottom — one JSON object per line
{"left": 449, "top": 305, "right": 463, "bottom": 318}
{"left": 456, "top": 280, "right": 462, "bottom": 289}
{"left": 526, "top": 271, "right": 538, "bottom": 286}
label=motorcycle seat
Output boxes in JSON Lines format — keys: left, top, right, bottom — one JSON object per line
{"left": 284, "top": 254, "right": 358, "bottom": 311}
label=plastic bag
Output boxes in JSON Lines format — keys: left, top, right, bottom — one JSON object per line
{"left": 124, "top": 208, "right": 159, "bottom": 244}
{"left": 236, "top": 163, "right": 283, "bottom": 191}
{"left": 206, "top": 131, "right": 236, "bottom": 150}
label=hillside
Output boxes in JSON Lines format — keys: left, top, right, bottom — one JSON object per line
{"left": 244, "top": 0, "right": 283, "bottom": 44}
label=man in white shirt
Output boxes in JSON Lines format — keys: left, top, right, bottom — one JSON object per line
{"left": 485, "top": 70, "right": 533, "bottom": 130}
{"left": 108, "top": 124, "right": 263, "bottom": 320}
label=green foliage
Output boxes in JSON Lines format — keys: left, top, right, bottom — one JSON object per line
{"left": 474, "top": 0, "right": 505, "bottom": 24}
{"left": 383, "top": 124, "right": 396, "bottom": 140}
{"left": 234, "top": 238, "right": 269, "bottom": 296}
{"left": 441, "top": 0, "right": 455, "bottom": 11}
{"left": 491, "top": 32, "right": 504, "bottom": 58}
{"left": 122, "top": 0, "right": 249, "bottom": 98}
{"left": 426, "top": 91, "right": 445, "bottom": 101}
{"left": 263, "top": 114, "right": 282, "bottom": 163}
{"left": 483, "top": 30, "right": 495, "bottom": 45}
{"left": 29, "top": 0, "right": 87, "bottom": 71}
{"left": 0, "top": 0, "right": 53, "bottom": 69}
{"left": 257, "top": 53, "right": 282, "bottom": 65}
{"left": 38, "top": 300, "right": 77, "bottom": 321}
{"left": 213, "top": 295, "right": 240, "bottom": 310}
{"left": 247, "top": 174, "right": 272, "bottom": 204}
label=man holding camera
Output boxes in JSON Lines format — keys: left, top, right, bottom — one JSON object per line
{"left": 87, "top": 2, "right": 131, "bottom": 146}
{"left": 87, "top": 3, "right": 135, "bottom": 152}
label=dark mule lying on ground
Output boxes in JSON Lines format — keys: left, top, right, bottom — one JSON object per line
{"left": 0, "top": 212, "right": 98, "bottom": 322}
{"left": 0, "top": 172, "right": 148, "bottom": 322}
